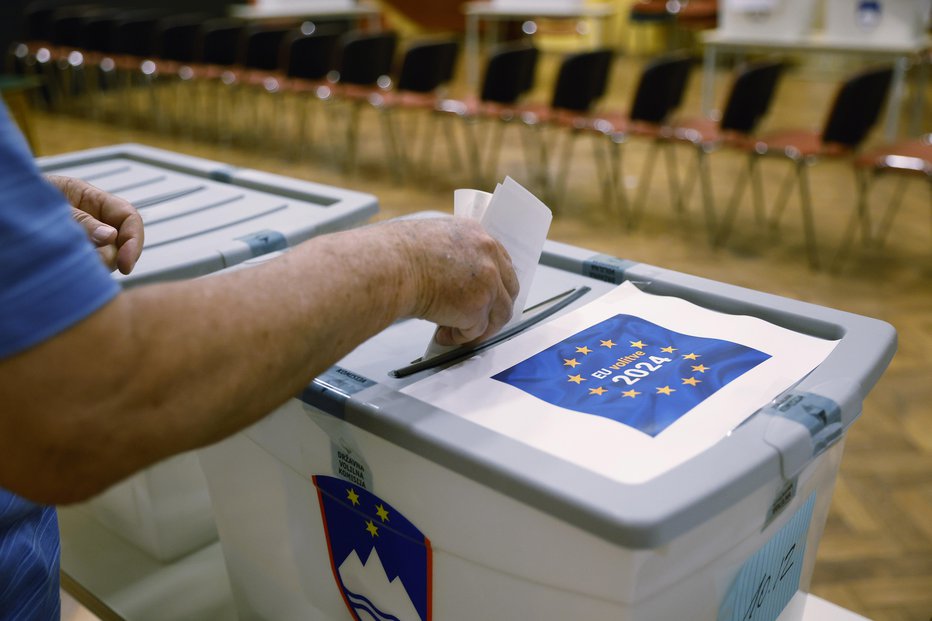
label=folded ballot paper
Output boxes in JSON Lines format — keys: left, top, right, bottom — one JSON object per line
{"left": 408, "top": 220, "right": 839, "bottom": 483}
{"left": 423, "top": 177, "right": 553, "bottom": 358}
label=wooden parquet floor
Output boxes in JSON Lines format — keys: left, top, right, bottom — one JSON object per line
{"left": 25, "top": 53, "right": 932, "bottom": 620}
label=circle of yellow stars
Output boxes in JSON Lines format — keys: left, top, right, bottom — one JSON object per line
{"left": 345, "top": 487, "right": 392, "bottom": 538}
{"left": 561, "top": 340, "right": 711, "bottom": 399}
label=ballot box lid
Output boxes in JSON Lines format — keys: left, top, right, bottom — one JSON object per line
{"left": 37, "top": 144, "right": 378, "bottom": 286}
{"left": 298, "top": 238, "right": 896, "bottom": 548}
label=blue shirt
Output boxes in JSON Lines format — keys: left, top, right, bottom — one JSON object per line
{"left": 0, "top": 100, "right": 120, "bottom": 619}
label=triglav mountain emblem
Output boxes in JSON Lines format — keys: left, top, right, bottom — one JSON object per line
{"left": 314, "top": 475, "right": 432, "bottom": 621}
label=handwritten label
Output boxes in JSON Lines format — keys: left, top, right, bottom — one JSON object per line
{"left": 718, "top": 493, "right": 816, "bottom": 621}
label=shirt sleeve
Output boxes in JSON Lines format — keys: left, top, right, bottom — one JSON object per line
{"left": 0, "top": 99, "right": 120, "bottom": 358}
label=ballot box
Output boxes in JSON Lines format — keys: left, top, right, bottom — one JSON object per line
{"left": 37, "top": 144, "right": 378, "bottom": 562}
{"left": 719, "top": 0, "right": 818, "bottom": 42}
{"left": 198, "top": 235, "right": 895, "bottom": 621}
{"left": 822, "top": 0, "right": 932, "bottom": 46}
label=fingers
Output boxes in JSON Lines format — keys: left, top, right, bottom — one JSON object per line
{"left": 70, "top": 207, "right": 118, "bottom": 246}
{"left": 51, "top": 176, "right": 144, "bottom": 275}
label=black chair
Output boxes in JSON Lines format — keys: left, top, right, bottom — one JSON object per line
{"left": 273, "top": 31, "right": 341, "bottom": 151}
{"left": 332, "top": 30, "right": 398, "bottom": 88}
{"left": 717, "top": 65, "right": 894, "bottom": 269}
{"left": 843, "top": 135, "right": 932, "bottom": 265}
{"left": 436, "top": 41, "right": 540, "bottom": 186}
{"left": 325, "top": 31, "right": 399, "bottom": 173}
{"left": 588, "top": 52, "right": 694, "bottom": 225}
{"left": 365, "top": 39, "right": 460, "bottom": 179}
{"left": 665, "top": 59, "right": 785, "bottom": 241}
{"left": 520, "top": 48, "right": 615, "bottom": 208}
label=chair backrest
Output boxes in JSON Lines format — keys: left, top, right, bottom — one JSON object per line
{"left": 198, "top": 19, "right": 246, "bottom": 67}
{"left": 629, "top": 52, "right": 694, "bottom": 124}
{"left": 49, "top": 8, "right": 94, "bottom": 48}
{"left": 114, "top": 15, "right": 164, "bottom": 57}
{"left": 821, "top": 66, "right": 894, "bottom": 148}
{"left": 335, "top": 31, "right": 398, "bottom": 86}
{"left": 719, "top": 59, "right": 784, "bottom": 134}
{"left": 550, "top": 48, "right": 614, "bottom": 112}
{"left": 283, "top": 31, "right": 341, "bottom": 80}
{"left": 480, "top": 42, "right": 539, "bottom": 104}
{"left": 241, "top": 26, "right": 292, "bottom": 71}
{"left": 156, "top": 16, "right": 205, "bottom": 64}
{"left": 395, "top": 39, "right": 459, "bottom": 93}
{"left": 81, "top": 13, "right": 123, "bottom": 55}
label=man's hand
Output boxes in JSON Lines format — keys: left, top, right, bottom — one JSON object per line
{"left": 386, "top": 217, "right": 519, "bottom": 346}
{"left": 46, "top": 175, "right": 144, "bottom": 274}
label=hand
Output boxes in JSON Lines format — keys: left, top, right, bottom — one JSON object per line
{"left": 46, "top": 175, "right": 144, "bottom": 275}
{"left": 390, "top": 217, "right": 519, "bottom": 346}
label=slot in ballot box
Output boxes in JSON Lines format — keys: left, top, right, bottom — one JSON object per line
{"left": 37, "top": 144, "right": 378, "bottom": 562}
{"left": 198, "top": 235, "right": 895, "bottom": 621}
{"left": 719, "top": 0, "right": 818, "bottom": 42}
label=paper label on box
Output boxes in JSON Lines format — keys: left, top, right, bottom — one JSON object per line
{"left": 402, "top": 282, "right": 838, "bottom": 484}
{"left": 717, "top": 492, "right": 816, "bottom": 621}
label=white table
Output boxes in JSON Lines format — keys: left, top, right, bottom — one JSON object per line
{"left": 463, "top": 2, "right": 617, "bottom": 92}
{"left": 701, "top": 30, "right": 931, "bottom": 140}
{"left": 59, "top": 503, "right": 871, "bottom": 621}
{"left": 229, "top": 1, "right": 381, "bottom": 30}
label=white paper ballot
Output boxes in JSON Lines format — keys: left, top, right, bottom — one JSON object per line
{"left": 405, "top": 282, "right": 839, "bottom": 485}
{"left": 424, "top": 178, "right": 553, "bottom": 358}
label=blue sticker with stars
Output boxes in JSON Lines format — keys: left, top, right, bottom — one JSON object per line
{"left": 492, "top": 314, "right": 771, "bottom": 437}
{"left": 314, "top": 475, "right": 432, "bottom": 621}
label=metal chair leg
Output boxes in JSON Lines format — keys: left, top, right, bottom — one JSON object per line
{"left": 632, "top": 140, "right": 660, "bottom": 227}
{"left": 875, "top": 175, "right": 911, "bottom": 246}
{"left": 714, "top": 153, "right": 753, "bottom": 247}
{"left": 769, "top": 160, "right": 799, "bottom": 233}
{"left": 797, "top": 161, "right": 821, "bottom": 270}
{"left": 662, "top": 142, "right": 684, "bottom": 217}
{"left": 607, "top": 135, "right": 631, "bottom": 226}
{"left": 696, "top": 146, "right": 717, "bottom": 242}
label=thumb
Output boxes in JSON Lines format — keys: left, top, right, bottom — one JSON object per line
{"left": 71, "top": 206, "right": 117, "bottom": 246}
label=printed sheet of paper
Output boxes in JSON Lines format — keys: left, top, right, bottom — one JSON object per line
{"left": 424, "top": 177, "right": 552, "bottom": 357}
{"left": 404, "top": 282, "right": 839, "bottom": 485}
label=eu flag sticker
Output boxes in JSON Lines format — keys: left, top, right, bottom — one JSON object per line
{"left": 492, "top": 314, "right": 771, "bottom": 437}
{"left": 314, "top": 475, "right": 432, "bottom": 621}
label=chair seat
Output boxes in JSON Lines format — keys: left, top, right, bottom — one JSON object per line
{"left": 371, "top": 90, "right": 441, "bottom": 110}
{"left": 436, "top": 96, "right": 522, "bottom": 121}
{"left": 519, "top": 103, "right": 595, "bottom": 129}
{"left": 586, "top": 111, "right": 666, "bottom": 138}
{"left": 856, "top": 138, "right": 932, "bottom": 176}
{"left": 754, "top": 129, "right": 851, "bottom": 159}
{"left": 668, "top": 116, "right": 756, "bottom": 149}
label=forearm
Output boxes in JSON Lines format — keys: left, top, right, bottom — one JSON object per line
{"left": 0, "top": 225, "right": 415, "bottom": 503}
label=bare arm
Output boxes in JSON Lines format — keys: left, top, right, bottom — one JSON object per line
{"left": 0, "top": 217, "right": 517, "bottom": 504}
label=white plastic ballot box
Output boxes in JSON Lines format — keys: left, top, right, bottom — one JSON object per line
{"left": 37, "top": 144, "right": 378, "bottom": 562}
{"left": 822, "top": 0, "right": 932, "bottom": 46}
{"left": 198, "top": 237, "right": 896, "bottom": 621}
{"left": 719, "top": 0, "right": 818, "bottom": 42}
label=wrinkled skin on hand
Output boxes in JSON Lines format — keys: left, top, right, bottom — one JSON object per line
{"left": 388, "top": 217, "right": 519, "bottom": 346}
{"left": 46, "top": 175, "right": 144, "bottom": 275}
